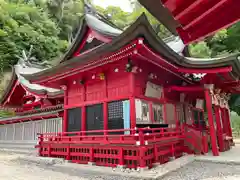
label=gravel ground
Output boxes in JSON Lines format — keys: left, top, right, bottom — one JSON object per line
{"left": 0, "top": 152, "right": 240, "bottom": 180}
{"left": 161, "top": 161, "right": 240, "bottom": 180}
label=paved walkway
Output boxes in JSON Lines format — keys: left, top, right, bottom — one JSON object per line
{"left": 0, "top": 143, "right": 240, "bottom": 180}
{"left": 195, "top": 144, "right": 240, "bottom": 164}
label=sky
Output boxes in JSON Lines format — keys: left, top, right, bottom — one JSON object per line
{"left": 92, "top": 0, "right": 132, "bottom": 12}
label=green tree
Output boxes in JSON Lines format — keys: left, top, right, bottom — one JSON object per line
{"left": 189, "top": 42, "right": 212, "bottom": 58}
{"left": 230, "top": 112, "right": 240, "bottom": 136}
{"left": 46, "top": 0, "right": 84, "bottom": 42}
{"left": 0, "top": 0, "right": 68, "bottom": 72}
{"left": 95, "top": 5, "right": 130, "bottom": 29}
{"left": 96, "top": 2, "right": 171, "bottom": 39}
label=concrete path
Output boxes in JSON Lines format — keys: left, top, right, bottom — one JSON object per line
{"left": 0, "top": 142, "right": 240, "bottom": 179}
{"left": 195, "top": 144, "right": 240, "bottom": 164}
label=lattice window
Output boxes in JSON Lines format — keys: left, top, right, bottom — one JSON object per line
{"left": 108, "top": 101, "right": 124, "bottom": 131}
{"left": 108, "top": 101, "right": 123, "bottom": 119}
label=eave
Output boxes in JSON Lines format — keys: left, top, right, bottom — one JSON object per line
{"left": 0, "top": 67, "right": 18, "bottom": 106}
{"left": 138, "top": 0, "right": 240, "bottom": 44}
{"left": 0, "top": 66, "right": 64, "bottom": 108}
{"left": 0, "top": 109, "right": 63, "bottom": 125}
{"left": 22, "top": 14, "right": 240, "bottom": 87}
{"left": 59, "top": 13, "right": 122, "bottom": 63}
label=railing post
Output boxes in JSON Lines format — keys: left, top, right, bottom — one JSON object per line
{"left": 118, "top": 148, "right": 124, "bottom": 167}
{"left": 153, "top": 144, "right": 158, "bottom": 164}
{"left": 38, "top": 134, "right": 43, "bottom": 156}
{"left": 139, "top": 129, "right": 144, "bottom": 146}
{"left": 66, "top": 144, "right": 70, "bottom": 160}
{"left": 48, "top": 141, "right": 51, "bottom": 157}
{"left": 170, "top": 144, "right": 175, "bottom": 160}
{"left": 139, "top": 147, "right": 146, "bottom": 169}
{"left": 88, "top": 147, "right": 95, "bottom": 165}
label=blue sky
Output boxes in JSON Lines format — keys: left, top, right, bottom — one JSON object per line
{"left": 92, "top": 0, "right": 132, "bottom": 12}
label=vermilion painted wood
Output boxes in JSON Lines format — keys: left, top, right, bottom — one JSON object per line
{"left": 224, "top": 108, "right": 233, "bottom": 144}
{"left": 33, "top": 40, "right": 141, "bottom": 85}
{"left": 174, "top": 0, "right": 203, "bottom": 20}
{"left": 204, "top": 89, "right": 219, "bottom": 156}
{"left": 130, "top": 97, "right": 136, "bottom": 130}
{"left": 73, "top": 29, "right": 91, "bottom": 57}
{"left": 177, "top": 0, "right": 240, "bottom": 44}
{"left": 214, "top": 106, "right": 224, "bottom": 152}
{"left": 168, "top": 86, "right": 204, "bottom": 92}
{"left": 2, "top": 80, "right": 18, "bottom": 106}
{"left": 65, "top": 96, "right": 129, "bottom": 109}
{"left": 81, "top": 106, "right": 86, "bottom": 133}
{"left": 160, "top": 0, "right": 240, "bottom": 43}
{"left": 36, "top": 128, "right": 186, "bottom": 169}
{"left": 63, "top": 88, "right": 68, "bottom": 132}
{"left": 181, "top": 0, "right": 229, "bottom": 30}
{"left": 103, "top": 102, "right": 108, "bottom": 135}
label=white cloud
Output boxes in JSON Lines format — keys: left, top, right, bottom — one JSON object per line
{"left": 92, "top": 0, "right": 132, "bottom": 12}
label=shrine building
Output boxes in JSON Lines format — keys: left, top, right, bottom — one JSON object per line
{"left": 0, "top": 1, "right": 240, "bottom": 169}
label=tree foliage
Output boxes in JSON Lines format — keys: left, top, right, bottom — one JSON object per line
{"left": 0, "top": 0, "right": 68, "bottom": 72}
{"left": 96, "top": 2, "right": 171, "bottom": 39}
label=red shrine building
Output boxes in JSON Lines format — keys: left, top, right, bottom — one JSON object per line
{"left": 0, "top": 57, "right": 64, "bottom": 142}
{"left": 1, "top": 2, "right": 240, "bottom": 169}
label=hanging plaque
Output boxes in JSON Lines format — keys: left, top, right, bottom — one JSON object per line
{"left": 145, "top": 81, "right": 163, "bottom": 99}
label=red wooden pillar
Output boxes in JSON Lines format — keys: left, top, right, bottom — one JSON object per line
{"left": 220, "top": 108, "right": 227, "bottom": 134}
{"left": 63, "top": 86, "right": 68, "bottom": 133}
{"left": 103, "top": 76, "right": 108, "bottom": 135}
{"left": 130, "top": 97, "right": 136, "bottom": 131}
{"left": 214, "top": 106, "right": 224, "bottom": 152}
{"left": 225, "top": 108, "right": 232, "bottom": 136}
{"left": 103, "top": 102, "right": 108, "bottom": 135}
{"left": 129, "top": 73, "right": 136, "bottom": 132}
{"left": 204, "top": 89, "right": 219, "bottom": 156}
{"left": 82, "top": 106, "right": 86, "bottom": 135}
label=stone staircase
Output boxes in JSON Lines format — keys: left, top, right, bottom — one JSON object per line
{"left": 0, "top": 140, "right": 37, "bottom": 155}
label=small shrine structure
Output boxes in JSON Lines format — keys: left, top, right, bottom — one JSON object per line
{"left": 0, "top": 50, "right": 63, "bottom": 142}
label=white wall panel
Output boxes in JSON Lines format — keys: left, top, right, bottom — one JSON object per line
{"left": 0, "top": 117, "right": 62, "bottom": 141}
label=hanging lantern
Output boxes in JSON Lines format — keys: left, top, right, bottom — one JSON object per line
{"left": 126, "top": 59, "right": 133, "bottom": 72}
{"left": 99, "top": 73, "right": 105, "bottom": 80}
{"left": 80, "top": 79, "right": 84, "bottom": 85}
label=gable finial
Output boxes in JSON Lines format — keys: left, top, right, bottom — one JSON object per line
{"left": 84, "top": 0, "right": 97, "bottom": 15}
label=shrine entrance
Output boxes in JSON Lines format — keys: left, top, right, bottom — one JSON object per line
{"left": 67, "top": 107, "right": 81, "bottom": 133}
{"left": 86, "top": 104, "right": 104, "bottom": 132}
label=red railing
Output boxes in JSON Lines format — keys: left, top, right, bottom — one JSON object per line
{"left": 184, "top": 124, "right": 208, "bottom": 154}
{"left": 36, "top": 127, "right": 186, "bottom": 169}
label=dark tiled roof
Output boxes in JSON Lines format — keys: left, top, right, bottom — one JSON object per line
{"left": 22, "top": 14, "right": 240, "bottom": 82}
